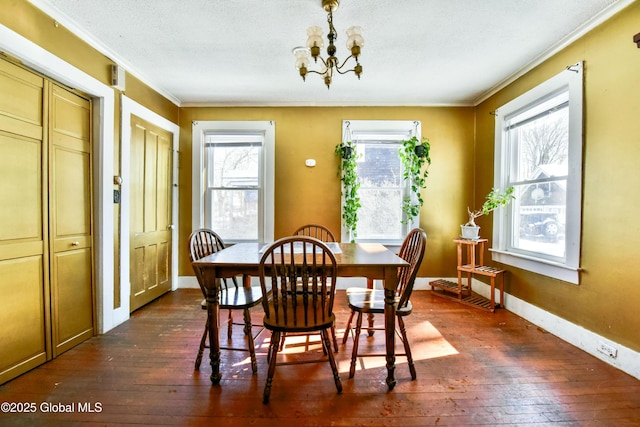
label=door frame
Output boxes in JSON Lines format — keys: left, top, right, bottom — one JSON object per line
{"left": 0, "top": 24, "right": 116, "bottom": 333}
{"left": 120, "top": 97, "right": 180, "bottom": 315}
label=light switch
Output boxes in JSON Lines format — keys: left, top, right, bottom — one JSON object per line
{"left": 305, "top": 159, "right": 316, "bottom": 167}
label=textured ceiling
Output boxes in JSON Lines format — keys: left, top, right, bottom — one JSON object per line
{"left": 30, "top": 0, "right": 627, "bottom": 106}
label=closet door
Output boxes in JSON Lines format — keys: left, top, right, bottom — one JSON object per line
{"left": 49, "top": 84, "right": 94, "bottom": 357}
{"left": 0, "top": 60, "right": 49, "bottom": 384}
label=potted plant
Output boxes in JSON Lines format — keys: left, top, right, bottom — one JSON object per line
{"left": 399, "top": 136, "right": 431, "bottom": 223}
{"left": 335, "top": 140, "right": 360, "bottom": 242}
{"left": 462, "top": 187, "right": 515, "bottom": 239}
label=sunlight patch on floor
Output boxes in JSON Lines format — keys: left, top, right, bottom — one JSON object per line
{"left": 342, "top": 320, "right": 459, "bottom": 372}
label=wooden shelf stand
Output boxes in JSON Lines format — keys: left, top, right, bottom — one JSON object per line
{"left": 430, "top": 238, "right": 505, "bottom": 312}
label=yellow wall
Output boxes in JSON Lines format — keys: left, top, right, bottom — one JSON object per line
{"left": 475, "top": 2, "right": 640, "bottom": 351}
{"left": 179, "top": 106, "right": 475, "bottom": 278}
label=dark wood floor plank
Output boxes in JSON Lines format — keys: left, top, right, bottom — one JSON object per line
{"left": 1, "top": 289, "right": 639, "bottom": 426}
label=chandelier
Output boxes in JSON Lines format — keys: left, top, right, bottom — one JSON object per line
{"left": 293, "top": 0, "right": 364, "bottom": 89}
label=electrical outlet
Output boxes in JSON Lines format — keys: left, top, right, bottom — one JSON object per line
{"left": 597, "top": 342, "right": 618, "bottom": 359}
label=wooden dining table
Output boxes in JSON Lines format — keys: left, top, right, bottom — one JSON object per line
{"left": 192, "top": 242, "right": 409, "bottom": 390}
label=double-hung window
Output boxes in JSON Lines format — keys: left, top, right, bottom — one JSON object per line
{"left": 492, "top": 62, "right": 583, "bottom": 284}
{"left": 192, "top": 121, "right": 274, "bottom": 243}
{"left": 342, "top": 120, "right": 421, "bottom": 244}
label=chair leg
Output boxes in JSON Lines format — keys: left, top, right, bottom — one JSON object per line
{"left": 266, "top": 334, "right": 274, "bottom": 364}
{"left": 342, "top": 310, "right": 355, "bottom": 345}
{"left": 349, "top": 312, "right": 364, "bottom": 378}
{"left": 322, "top": 328, "right": 342, "bottom": 394}
{"left": 227, "top": 309, "right": 233, "bottom": 340}
{"left": 243, "top": 309, "right": 258, "bottom": 374}
{"left": 330, "top": 325, "right": 339, "bottom": 353}
{"left": 398, "top": 316, "right": 416, "bottom": 380}
{"left": 195, "top": 320, "right": 208, "bottom": 370}
{"left": 367, "top": 313, "right": 375, "bottom": 337}
{"left": 263, "top": 330, "right": 281, "bottom": 404}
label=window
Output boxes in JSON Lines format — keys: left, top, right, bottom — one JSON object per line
{"left": 492, "top": 62, "right": 583, "bottom": 284}
{"left": 204, "top": 133, "right": 261, "bottom": 241}
{"left": 341, "top": 120, "right": 421, "bottom": 244}
{"left": 192, "top": 121, "right": 274, "bottom": 243}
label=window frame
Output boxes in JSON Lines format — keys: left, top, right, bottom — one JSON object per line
{"left": 192, "top": 121, "right": 274, "bottom": 243}
{"left": 491, "top": 62, "right": 583, "bottom": 284}
{"left": 341, "top": 120, "right": 421, "bottom": 245}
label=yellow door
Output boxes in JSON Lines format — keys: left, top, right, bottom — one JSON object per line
{"left": 49, "top": 84, "right": 94, "bottom": 357}
{"left": 0, "top": 60, "right": 95, "bottom": 383}
{"left": 0, "top": 59, "right": 49, "bottom": 384}
{"left": 129, "top": 116, "right": 173, "bottom": 311}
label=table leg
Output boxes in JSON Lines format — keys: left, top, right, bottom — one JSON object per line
{"left": 383, "top": 269, "right": 397, "bottom": 391}
{"left": 367, "top": 278, "right": 375, "bottom": 336}
{"left": 203, "top": 273, "right": 222, "bottom": 385}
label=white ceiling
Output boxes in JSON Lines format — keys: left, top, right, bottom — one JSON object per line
{"left": 30, "top": 0, "right": 629, "bottom": 107}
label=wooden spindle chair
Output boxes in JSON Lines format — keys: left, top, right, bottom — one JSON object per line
{"left": 258, "top": 236, "right": 342, "bottom": 403}
{"left": 342, "top": 228, "right": 427, "bottom": 380}
{"left": 290, "top": 224, "right": 339, "bottom": 352}
{"left": 188, "top": 228, "right": 264, "bottom": 373}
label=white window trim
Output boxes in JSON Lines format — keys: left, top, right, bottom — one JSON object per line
{"left": 192, "top": 121, "right": 274, "bottom": 242}
{"left": 342, "top": 120, "right": 421, "bottom": 244}
{"left": 491, "top": 62, "right": 583, "bottom": 284}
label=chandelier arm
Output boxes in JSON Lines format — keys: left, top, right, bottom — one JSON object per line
{"left": 318, "top": 56, "right": 329, "bottom": 68}
{"left": 335, "top": 55, "right": 357, "bottom": 72}
{"left": 305, "top": 69, "right": 331, "bottom": 76}
{"left": 335, "top": 67, "right": 358, "bottom": 76}
{"left": 305, "top": 55, "right": 330, "bottom": 74}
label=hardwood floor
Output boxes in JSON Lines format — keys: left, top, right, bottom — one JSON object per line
{"left": 1, "top": 289, "right": 639, "bottom": 426}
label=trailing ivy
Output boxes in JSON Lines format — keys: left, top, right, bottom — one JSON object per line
{"left": 335, "top": 141, "right": 360, "bottom": 242}
{"left": 399, "top": 136, "right": 431, "bottom": 223}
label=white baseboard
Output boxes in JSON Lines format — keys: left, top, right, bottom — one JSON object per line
{"left": 467, "top": 277, "right": 640, "bottom": 380}
{"left": 177, "top": 274, "right": 640, "bottom": 380}
{"left": 178, "top": 276, "right": 200, "bottom": 289}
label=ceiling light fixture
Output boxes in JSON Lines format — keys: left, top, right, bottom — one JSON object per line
{"left": 293, "top": 0, "right": 364, "bottom": 89}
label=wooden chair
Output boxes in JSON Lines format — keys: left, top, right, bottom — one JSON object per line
{"left": 342, "top": 228, "right": 427, "bottom": 380}
{"left": 258, "top": 236, "right": 342, "bottom": 403}
{"left": 293, "top": 224, "right": 337, "bottom": 242}
{"left": 290, "top": 224, "right": 339, "bottom": 352}
{"left": 188, "top": 228, "right": 264, "bottom": 373}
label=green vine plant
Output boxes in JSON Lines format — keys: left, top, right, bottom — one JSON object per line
{"left": 399, "top": 136, "right": 432, "bottom": 224}
{"left": 465, "top": 187, "right": 515, "bottom": 226}
{"left": 335, "top": 140, "right": 361, "bottom": 242}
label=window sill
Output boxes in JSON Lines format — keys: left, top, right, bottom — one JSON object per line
{"left": 490, "top": 249, "right": 580, "bottom": 285}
